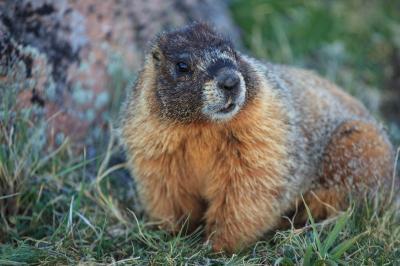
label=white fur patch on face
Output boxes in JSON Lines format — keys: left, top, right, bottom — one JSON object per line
{"left": 197, "top": 50, "right": 235, "bottom": 73}
{"left": 202, "top": 72, "right": 246, "bottom": 122}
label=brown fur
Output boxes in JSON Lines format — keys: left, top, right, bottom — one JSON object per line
{"left": 120, "top": 24, "right": 395, "bottom": 253}
{"left": 287, "top": 120, "right": 394, "bottom": 225}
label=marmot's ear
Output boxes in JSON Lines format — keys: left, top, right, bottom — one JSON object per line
{"left": 151, "top": 45, "right": 162, "bottom": 66}
{"left": 150, "top": 32, "right": 167, "bottom": 66}
{"left": 152, "top": 49, "right": 161, "bottom": 62}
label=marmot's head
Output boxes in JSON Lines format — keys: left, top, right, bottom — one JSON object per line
{"left": 148, "top": 23, "right": 258, "bottom": 123}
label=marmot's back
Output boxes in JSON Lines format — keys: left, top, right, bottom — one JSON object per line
{"left": 267, "top": 65, "right": 376, "bottom": 159}
{"left": 273, "top": 64, "right": 370, "bottom": 124}
{"left": 269, "top": 63, "right": 393, "bottom": 191}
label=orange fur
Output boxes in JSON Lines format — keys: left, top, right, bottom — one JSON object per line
{"left": 123, "top": 63, "right": 294, "bottom": 251}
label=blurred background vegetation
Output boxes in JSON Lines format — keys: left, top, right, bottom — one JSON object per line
{"left": 231, "top": 0, "right": 400, "bottom": 145}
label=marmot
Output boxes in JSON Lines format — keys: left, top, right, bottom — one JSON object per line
{"left": 120, "top": 23, "right": 395, "bottom": 252}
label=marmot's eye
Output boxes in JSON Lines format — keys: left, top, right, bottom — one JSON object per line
{"left": 176, "top": 62, "right": 190, "bottom": 73}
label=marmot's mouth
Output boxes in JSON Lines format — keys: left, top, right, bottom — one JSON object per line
{"left": 218, "top": 102, "right": 236, "bottom": 113}
{"left": 217, "top": 97, "right": 236, "bottom": 113}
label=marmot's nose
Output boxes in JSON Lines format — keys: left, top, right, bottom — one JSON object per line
{"left": 217, "top": 71, "right": 240, "bottom": 91}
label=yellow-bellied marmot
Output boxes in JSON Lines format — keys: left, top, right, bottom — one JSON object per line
{"left": 120, "top": 23, "right": 395, "bottom": 252}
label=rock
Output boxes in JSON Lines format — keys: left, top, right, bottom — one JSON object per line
{"left": 0, "top": 0, "right": 241, "bottom": 149}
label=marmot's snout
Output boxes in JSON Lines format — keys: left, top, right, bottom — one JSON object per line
{"left": 202, "top": 66, "right": 246, "bottom": 122}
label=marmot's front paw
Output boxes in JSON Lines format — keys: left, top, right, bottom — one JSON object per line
{"left": 206, "top": 227, "right": 240, "bottom": 253}
{"left": 209, "top": 236, "right": 235, "bottom": 253}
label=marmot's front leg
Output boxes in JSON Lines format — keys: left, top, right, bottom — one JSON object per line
{"left": 204, "top": 172, "right": 289, "bottom": 252}
{"left": 134, "top": 157, "right": 206, "bottom": 233}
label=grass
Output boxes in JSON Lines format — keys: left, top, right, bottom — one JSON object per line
{"left": 1, "top": 0, "right": 400, "bottom": 265}
{"left": 0, "top": 106, "right": 399, "bottom": 265}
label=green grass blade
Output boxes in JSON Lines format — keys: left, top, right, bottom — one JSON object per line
{"left": 302, "top": 195, "right": 323, "bottom": 256}
{"left": 303, "top": 244, "right": 313, "bottom": 266}
{"left": 321, "top": 213, "right": 348, "bottom": 255}
{"left": 331, "top": 233, "right": 364, "bottom": 260}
